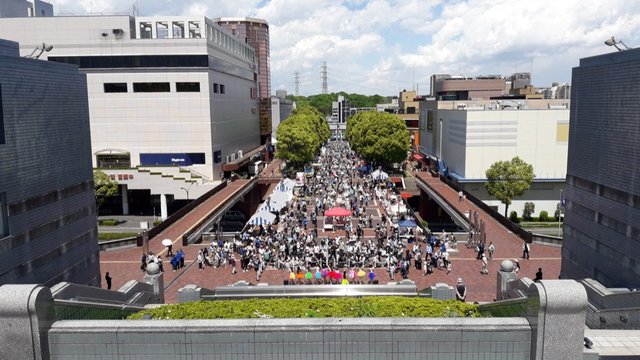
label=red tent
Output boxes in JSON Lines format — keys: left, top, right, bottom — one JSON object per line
{"left": 324, "top": 207, "right": 352, "bottom": 217}
{"left": 400, "top": 192, "right": 413, "bottom": 199}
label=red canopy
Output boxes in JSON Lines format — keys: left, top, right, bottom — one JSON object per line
{"left": 324, "top": 207, "right": 352, "bottom": 217}
{"left": 400, "top": 192, "right": 413, "bottom": 199}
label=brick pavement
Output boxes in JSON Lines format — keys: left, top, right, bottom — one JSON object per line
{"left": 100, "top": 170, "right": 561, "bottom": 304}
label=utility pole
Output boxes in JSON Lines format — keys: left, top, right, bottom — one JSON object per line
{"left": 294, "top": 71, "right": 299, "bottom": 96}
{"left": 321, "top": 61, "right": 328, "bottom": 94}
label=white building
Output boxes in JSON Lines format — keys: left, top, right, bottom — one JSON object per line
{"left": 0, "top": 15, "right": 262, "bottom": 216}
{"left": 0, "top": 15, "right": 260, "bottom": 181}
{"left": 419, "top": 99, "right": 571, "bottom": 217}
{"left": 0, "top": 0, "right": 53, "bottom": 18}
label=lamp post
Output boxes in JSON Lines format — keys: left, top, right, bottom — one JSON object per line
{"left": 604, "top": 36, "right": 631, "bottom": 52}
{"left": 180, "top": 183, "right": 195, "bottom": 200}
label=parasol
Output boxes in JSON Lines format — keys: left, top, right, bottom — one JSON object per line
{"left": 400, "top": 192, "right": 413, "bottom": 199}
{"left": 162, "top": 239, "right": 173, "bottom": 247}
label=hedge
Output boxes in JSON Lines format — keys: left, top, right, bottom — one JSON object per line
{"left": 128, "top": 296, "right": 481, "bottom": 320}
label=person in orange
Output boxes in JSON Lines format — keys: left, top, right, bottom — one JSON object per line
{"left": 296, "top": 269, "right": 305, "bottom": 285}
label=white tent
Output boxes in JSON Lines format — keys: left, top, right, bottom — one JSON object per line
{"left": 277, "top": 178, "right": 296, "bottom": 192}
{"left": 371, "top": 169, "right": 389, "bottom": 180}
{"left": 260, "top": 199, "right": 287, "bottom": 213}
{"left": 248, "top": 211, "right": 276, "bottom": 225}
{"left": 269, "top": 190, "right": 292, "bottom": 204}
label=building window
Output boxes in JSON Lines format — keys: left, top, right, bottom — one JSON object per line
{"left": 103, "top": 83, "right": 128, "bottom": 93}
{"left": 407, "top": 106, "right": 416, "bottom": 114}
{"left": 0, "top": 84, "right": 4, "bottom": 145}
{"left": 133, "top": 82, "right": 170, "bottom": 93}
{"left": 0, "top": 192, "right": 8, "bottom": 237}
{"left": 176, "top": 82, "right": 200, "bottom": 92}
{"left": 250, "top": 87, "right": 257, "bottom": 99}
{"left": 220, "top": 84, "right": 226, "bottom": 94}
{"left": 213, "top": 83, "right": 219, "bottom": 93}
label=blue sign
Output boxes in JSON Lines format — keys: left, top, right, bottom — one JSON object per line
{"left": 140, "top": 153, "right": 205, "bottom": 166}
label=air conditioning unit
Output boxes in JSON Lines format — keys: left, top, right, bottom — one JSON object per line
{"left": 238, "top": 150, "right": 243, "bottom": 158}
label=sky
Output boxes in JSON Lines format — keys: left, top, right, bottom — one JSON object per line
{"left": 52, "top": 0, "right": 640, "bottom": 96}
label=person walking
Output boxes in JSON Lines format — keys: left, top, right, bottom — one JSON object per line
{"left": 522, "top": 242, "right": 530, "bottom": 260}
{"left": 480, "top": 254, "right": 488, "bottom": 274}
{"left": 105, "top": 272, "right": 112, "bottom": 290}
{"left": 487, "top": 242, "right": 495, "bottom": 261}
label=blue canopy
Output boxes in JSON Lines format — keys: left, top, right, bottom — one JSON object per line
{"left": 356, "top": 165, "right": 370, "bottom": 173}
{"left": 398, "top": 219, "right": 418, "bottom": 228}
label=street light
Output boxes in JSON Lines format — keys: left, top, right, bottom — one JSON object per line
{"left": 604, "top": 36, "right": 631, "bottom": 52}
{"left": 180, "top": 183, "right": 195, "bottom": 200}
{"left": 25, "top": 43, "right": 54, "bottom": 59}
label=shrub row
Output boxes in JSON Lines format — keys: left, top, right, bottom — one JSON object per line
{"left": 128, "top": 296, "right": 481, "bottom": 320}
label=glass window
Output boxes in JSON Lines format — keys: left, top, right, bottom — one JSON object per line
{"left": 213, "top": 83, "right": 219, "bottom": 93}
{"left": 156, "top": 22, "right": 169, "bottom": 39}
{"left": 189, "top": 21, "right": 201, "bottom": 38}
{"left": 176, "top": 82, "right": 200, "bottom": 92}
{"left": 140, "top": 22, "right": 152, "bottom": 39}
{"left": 133, "top": 82, "right": 170, "bottom": 93}
{"left": 0, "top": 84, "right": 4, "bottom": 145}
{"left": 220, "top": 84, "right": 225, "bottom": 94}
{"left": 103, "top": 83, "right": 128, "bottom": 93}
{"left": 172, "top": 21, "right": 184, "bottom": 38}
{"left": 0, "top": 192, "right": 8, "bottom": 237}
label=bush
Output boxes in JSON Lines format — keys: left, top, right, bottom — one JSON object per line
{"left": 522, "top": 202, "right": 535, "bottom": 221}
{"left": 539, "top": 210, "right": 549, "bottom": 222}
{"left": 98, "top": 232, "right": 138, "bottom": 241}
{"left": 153, "top": 220, "right": 163, "bottom": 226}
{"left": 98, "top": 219, "right": 118, "bottom": 226}
{"left": 128, "top": 297, "right": 481, "bottom": 320}
{"left": 509, "top": 211, "right": 520, "bottom": 223}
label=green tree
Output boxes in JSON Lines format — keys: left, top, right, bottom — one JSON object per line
{"left": 484, "top": 157, "right": 535, "bottom": 217}
{"left": 275, "top": 105, "right": 330, "bottom": 166}
{"left": 94, "top": 170, "right": 118, "bottom": 216}
{"left": 345, "top": 111, "right": 410, "bottom": 166}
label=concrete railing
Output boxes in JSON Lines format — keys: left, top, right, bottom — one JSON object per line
{"left": 0, "top": 279, "right": 593, "bottom": 360}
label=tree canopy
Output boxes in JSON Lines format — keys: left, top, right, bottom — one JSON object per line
{"left": 94, "top": 170, "right": 118, "bottom": 215}
{"left": 275, "top": 105, "right": 330, "bottom": 166}
{"left": 288, "top": 93, "right": 390, "bottom": 116}
{"left": 484, "top": 157, "right": 535, "bottom": 217}
{"left": 345, "top": 111, "right": 410, "bottom": 166}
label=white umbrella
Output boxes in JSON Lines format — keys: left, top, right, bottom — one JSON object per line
{"left": 162, "top": 239, "right": 173, "bottom": 246}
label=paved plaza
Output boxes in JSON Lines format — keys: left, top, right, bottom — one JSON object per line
{"left": 100, "top": 150, "right": 561, "bottom": 304}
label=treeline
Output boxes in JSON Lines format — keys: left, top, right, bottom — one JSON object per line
{"left": 287, "top": 93, "right": 390, "bottom": 116}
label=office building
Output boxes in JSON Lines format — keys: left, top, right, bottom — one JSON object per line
{"left": 431, "top": 74, "right": 506, "bottom": 100}
{"left": 0, "top": 39, "right": 99, "bottom": 286}
{"left": 562, "top": 48, "right": 640, "bottom": 288}
{"left": 397, "top": 90, "right": 420, "bottom": 150}
{"left": 419, "top": 97, "right": 570, "bottom": 216}
{"left": 0, "top": 0, "right": 53, "bottom": 18}
{"left": 0, "top": 15, "right": 262, "bottom": 215}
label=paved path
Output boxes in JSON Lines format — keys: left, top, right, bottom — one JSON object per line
{"left": 100, "top": 169, "right": 561, "bottom": 304}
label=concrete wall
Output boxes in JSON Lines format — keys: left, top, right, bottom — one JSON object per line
{"left": 48, "top": 318, "right": 532, "bottom": 360}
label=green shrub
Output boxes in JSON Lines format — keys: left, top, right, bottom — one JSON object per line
{"left": 522, "top": 202, "right": 535, "bottom": 221}
{"left": 98, "top": 219, "right": 118, "bottom": 226}
{"left": 98, "top": 232, "right": 138, "bottom": 241}
{"left": 127, "top": 297, "right": 481, "bottom": 320}
{"left": 509, "top": 211, "right": 520, "bottom": 223}
{"left": 539, "top": 210, "right": 549, "bottom": 222}
{"left": 153, "top": 220, "right": 163, "bottom": 226}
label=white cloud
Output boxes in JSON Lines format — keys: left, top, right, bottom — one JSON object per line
{"left": 54, "top": 0, "right": 640, "bottom": 95}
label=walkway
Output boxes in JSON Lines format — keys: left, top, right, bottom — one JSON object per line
{"left": 99, "top": 169, "right": 561, "bottom": 304}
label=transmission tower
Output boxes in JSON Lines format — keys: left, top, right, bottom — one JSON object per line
{"left": 294, "top": 71, "right": 299, "bottom": 96}
{"left": 321, "top": 61, "right": 328, "bottom": 94}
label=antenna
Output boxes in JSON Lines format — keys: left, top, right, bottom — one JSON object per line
{"left": 321, "top": 61, "right": 328, "bottom": 94}
{"left": 294, "top": 71, "right": 299, "bottom": 96}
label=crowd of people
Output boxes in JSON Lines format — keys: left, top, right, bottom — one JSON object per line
{"left": 188, "top": 140, "right": 458, "bottom": 284}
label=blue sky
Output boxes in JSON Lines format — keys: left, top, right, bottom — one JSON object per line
{"left": 55, "top": 0, "right": 640, "bottom": 96}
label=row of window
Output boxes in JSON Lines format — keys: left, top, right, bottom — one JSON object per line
{"left": 49, "top": 55, "right": 209, "bottom": 69}
{"left": 104, "top": 82, "right": 201, "bottom": 93}
{"left": 0, "top": 84, "right": 4, "bottom": 145}
{"left": 212, "top": 83, "right": 225, "bottom": 94}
